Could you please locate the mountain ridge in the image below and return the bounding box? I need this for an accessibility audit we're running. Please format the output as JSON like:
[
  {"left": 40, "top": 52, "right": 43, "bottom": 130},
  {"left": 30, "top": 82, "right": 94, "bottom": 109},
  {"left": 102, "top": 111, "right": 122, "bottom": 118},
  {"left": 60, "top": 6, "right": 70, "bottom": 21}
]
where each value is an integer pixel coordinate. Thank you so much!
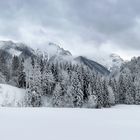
[
  {"left": 0, "top": 40, "right": 120, "bottom": 75},
  {"left": 75, "top": 56, "right": 110, "bottom": 75}
]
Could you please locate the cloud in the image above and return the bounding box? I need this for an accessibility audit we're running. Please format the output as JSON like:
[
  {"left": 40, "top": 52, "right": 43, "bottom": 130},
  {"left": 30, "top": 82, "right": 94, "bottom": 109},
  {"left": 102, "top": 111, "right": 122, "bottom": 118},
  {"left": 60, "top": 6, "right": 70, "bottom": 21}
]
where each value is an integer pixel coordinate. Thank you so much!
[{"left": 0, "top": 0, "right": 140, "bottom": 59}]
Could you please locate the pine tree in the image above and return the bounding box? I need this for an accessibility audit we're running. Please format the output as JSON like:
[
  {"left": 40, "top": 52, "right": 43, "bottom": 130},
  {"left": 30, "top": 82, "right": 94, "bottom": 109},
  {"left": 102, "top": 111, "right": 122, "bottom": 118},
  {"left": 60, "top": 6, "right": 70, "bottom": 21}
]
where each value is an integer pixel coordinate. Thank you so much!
[
  {"left": 25, "top": 88, "right": 41, "bottom": 107},
  {"left": 28, "top": 60, "right": 43, "bottom": 107},
  {"left": 135, "top": 86, "right": 140, "bottom": 104},
  {"left": 102, "top": 80, "right": 110, "bottom": 107},
  {"left": 52, "top": 83, "right": 63, "bottom": 107},
  {"left": 0, "top": 71, "right": 6, "bottom": 83},
  {"left": 58, "top": 70, "right": 72, "bottom": 107},
  {"left": 124, "top": 75, "right": 135, "bottom": 104},
  {"left": 118, "top": 74, "right": 126, "bottom": 104},
  {"left": 0, "top": 50, "right": 10, "bottom": 81},
  {"left": 69, "top": 72, "right": 84, "bottom": 107},
  {"left": 42, "top": 65, "right": 55, "bottom": 96},
  {"left": 12, "top": 56, "right": 20, "bottom": 77},
  {"left": 95, "top": 76, "right": 104, "bottom": 108},
  {"left": 64, "top": 85, "right": 74, "bottom": 107},
  {"left": 109, "top": 78, "right": 118, "bottom": 104},
  {"left": 86, "top": 84, "right": 97, "bottom": 108},
  {"left": 17, "top": 60, "right": 26, "bottom": 88}
]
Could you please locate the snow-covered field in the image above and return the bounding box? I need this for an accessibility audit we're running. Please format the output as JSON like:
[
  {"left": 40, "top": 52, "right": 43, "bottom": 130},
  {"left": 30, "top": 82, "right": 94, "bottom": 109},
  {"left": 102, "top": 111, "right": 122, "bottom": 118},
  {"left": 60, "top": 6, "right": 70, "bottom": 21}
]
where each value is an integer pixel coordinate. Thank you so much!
[
  {"left": 0, "top": 105, "right": 140, "bottom": 140},
  {"left": 0, "top": 84, "right": 140, "bottom": 140}
]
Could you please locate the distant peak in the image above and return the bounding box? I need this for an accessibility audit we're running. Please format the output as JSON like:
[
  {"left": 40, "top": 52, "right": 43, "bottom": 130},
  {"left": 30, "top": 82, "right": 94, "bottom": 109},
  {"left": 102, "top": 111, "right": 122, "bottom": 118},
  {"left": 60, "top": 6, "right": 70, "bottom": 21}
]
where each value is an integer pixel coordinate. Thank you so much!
[
  {"left": 45, "top": 42, "right": 72, "bottom": 56},
  {"left": 48, "top": 42, "right": 60, "bottom": 48},
  {"left": 110, "top": 53, "right": 124, "bottom": 62}
]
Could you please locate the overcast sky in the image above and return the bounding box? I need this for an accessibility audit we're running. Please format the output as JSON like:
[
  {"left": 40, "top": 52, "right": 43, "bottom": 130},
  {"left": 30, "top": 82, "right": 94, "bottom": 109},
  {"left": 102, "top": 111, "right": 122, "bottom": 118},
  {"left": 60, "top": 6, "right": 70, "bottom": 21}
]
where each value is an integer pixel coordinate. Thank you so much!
[{"left": 1, "top": 0, "right": 140, "bottom": 60}]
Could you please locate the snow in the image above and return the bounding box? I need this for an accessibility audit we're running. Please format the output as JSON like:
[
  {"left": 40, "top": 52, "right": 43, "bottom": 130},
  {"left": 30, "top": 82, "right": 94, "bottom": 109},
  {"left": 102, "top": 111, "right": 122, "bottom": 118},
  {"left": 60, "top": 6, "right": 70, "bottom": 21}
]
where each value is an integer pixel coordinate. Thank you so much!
[
  {"left": 9, "top": 48, "right": 22, "bottom": 56},
  {"left": 0, "top": 84, "right": 139, "bottom": 140},
  {"left": 0, "top": 84, "right": 25, "bottom": 107},
  {"left": 0, "top": 105, "right": 140, "bottom": 140},
  {"left": 91, "top": 53, "right": 124, "bottom": 71},
  {"left": 0, "top": 41, "right": 22, "bottom": 56}
]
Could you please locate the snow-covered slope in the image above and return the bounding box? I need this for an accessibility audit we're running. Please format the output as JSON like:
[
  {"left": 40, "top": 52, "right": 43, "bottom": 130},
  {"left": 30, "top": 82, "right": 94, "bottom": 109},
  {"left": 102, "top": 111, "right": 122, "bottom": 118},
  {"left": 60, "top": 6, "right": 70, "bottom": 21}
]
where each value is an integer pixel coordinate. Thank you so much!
[
  {"left": 36, "top": 42, "right": 73, "bottom": 62},
  {"left": 0, "top": 40, "right": 73, "bottom": 62},
  {"left": 0, "top": 105, "right": 139, "bottom": 140},
  {"left": 108, "top": 53, "right": 124, "bottom": 71},
  {"left": 46, "top": 42, "right": 72, "bottom": 57},
  {"left": 0, "top": 41, "right": 35, "bottom": 58},
  {"left": 91, "top": 53, "right": 124, "bottom": 71},
  {"left": 75, "top": 56, "right": 110, "bottom": 75},
  {"left": 0, "top": 84, "right": 25, "bottom": 107}
]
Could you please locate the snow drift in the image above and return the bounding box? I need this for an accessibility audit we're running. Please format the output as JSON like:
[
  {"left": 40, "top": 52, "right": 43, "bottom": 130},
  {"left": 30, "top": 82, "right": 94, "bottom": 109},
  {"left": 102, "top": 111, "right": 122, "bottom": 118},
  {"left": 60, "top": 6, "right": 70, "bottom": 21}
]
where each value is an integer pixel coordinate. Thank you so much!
[{"left": 0, "top": 84, "right": 25, "bottom": 107}]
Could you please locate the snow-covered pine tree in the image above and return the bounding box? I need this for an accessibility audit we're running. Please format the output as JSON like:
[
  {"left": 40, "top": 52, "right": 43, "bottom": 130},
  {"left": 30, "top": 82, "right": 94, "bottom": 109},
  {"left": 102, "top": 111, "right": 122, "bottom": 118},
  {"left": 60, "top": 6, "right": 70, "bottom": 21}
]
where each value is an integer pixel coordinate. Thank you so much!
[
  {"left": 50, "top": 63, "right": 59, "bottom": 82},
  {"left": 135, "top": 86, "right": 140, "bottom": 104},
  {"left": 123, "top": 73, "right": 135, "bottom": 104},
  {"left": 58, "top": 70, "right": 72, "bottom": 107},
  {"left": 107, "top": 85, "right": 115, "bottom": 105},
  {"left": 24, "top": 58, "right": 33, "bottom": 89},
  {"left": 95, "top": 76, "right": 104, "bottom": 108},
  {"left": 118, "top": 74, "right": 126, "bottom": 104},
  {"left": 52, "top": 83, "right": 63, "bottom": 107},
  {"left": 69, "top": 72, "right": 84, "bottom": 107},
  {"left": 42, "top": 65, "right": 55, "bottom": 96},
  {"left": 27, "top": 60, "right": 43, "bottom": 107},
  {"left": 0, "top": 71, "right": 6, "bottom": 83},
  {"left": 64, "top": 85, "right": 74, "bottom": 107},
  {"left": 12, "top": 56, "right": 20, "bottom": 77},
  {"left": 108, "top": 78, "right": 118, "bottom": 104},
  {"left": 17, "top": 59, "right": 26, "bottom": 88},
  {"left": 0, "top": 50, "right": 10, "bottom": 81},
  {"left": 86, "top": 84, "right": 97, "bottom": 108},
  {"left": 102, "top": 79, "right": 110, "bottom": 107},
  {"left": 82, "top": 67, "right": 94, "bottom": 100},
  {"left": 125, "top": 83, "right": 135, "bottom": 104}
]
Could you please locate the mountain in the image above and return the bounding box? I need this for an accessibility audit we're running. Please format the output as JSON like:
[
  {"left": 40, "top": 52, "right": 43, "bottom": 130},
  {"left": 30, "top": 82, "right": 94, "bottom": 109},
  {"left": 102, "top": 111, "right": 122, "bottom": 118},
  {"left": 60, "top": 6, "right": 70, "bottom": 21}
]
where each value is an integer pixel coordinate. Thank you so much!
[
  {"left": 44, "top": 42, "right": 73, "bottom": 62},
  {"left": 0, "top": 41, "right": 35, "bottom": 59},
  {"left": 0, "top": 40, "right": 110, "bottom": 75},
  {"left": 0, "top": 41, "right": 72, "bottom": 62},
  {"left": 109, "top": 54, "right": 124, "bottom": 71},
  {"left": 91, "top": 53, "right": 124, "bottom": 71},
  {"left": 75, "top": 56, "right": 110, "bottom": 75},
  {"left": 119, "top": 56, "right": 140, "bottom": 76},
  {"left": 47, "top": 42, "right": 72, "bottom": 57}
]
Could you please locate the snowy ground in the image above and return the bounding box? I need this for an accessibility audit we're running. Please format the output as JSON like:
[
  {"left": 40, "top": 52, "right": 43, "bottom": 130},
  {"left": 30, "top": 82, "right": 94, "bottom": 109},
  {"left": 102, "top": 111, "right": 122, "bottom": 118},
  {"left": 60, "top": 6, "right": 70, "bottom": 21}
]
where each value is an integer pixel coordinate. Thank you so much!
[
  {"left": 0, "top": 105, "right": 140, "bottom": 140},
  {"left": 0, "top": 84, "right": 25, "bottom": 107},
  {"left": 0, "top": 84, "right": 140, "bottom": 140}
]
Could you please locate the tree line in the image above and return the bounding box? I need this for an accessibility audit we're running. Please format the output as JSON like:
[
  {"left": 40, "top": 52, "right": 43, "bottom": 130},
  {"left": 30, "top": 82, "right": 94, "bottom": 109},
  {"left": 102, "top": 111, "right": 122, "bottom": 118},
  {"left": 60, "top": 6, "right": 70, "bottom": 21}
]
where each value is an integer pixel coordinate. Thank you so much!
[{"left": 0, "top": 52, "right": 140, "bottom": 108}]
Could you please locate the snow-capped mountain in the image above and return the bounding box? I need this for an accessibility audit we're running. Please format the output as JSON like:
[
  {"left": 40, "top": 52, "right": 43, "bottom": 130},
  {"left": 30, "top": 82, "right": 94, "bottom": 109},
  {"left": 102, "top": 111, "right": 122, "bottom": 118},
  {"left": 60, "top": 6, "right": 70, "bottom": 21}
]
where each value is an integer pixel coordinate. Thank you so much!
[
  {"left": 0, "top": 40, "right": 110, "bottom": 75},
  {"left": 109, "top": 54, "right": 124, "bottom": 71},
  {"left": 0, "top": 41, "right": 35, "bottom": 59},
  {"left": 75, "top": 56, "right": 110, "bottom": 75},
  {"left": 0, "top": 41, "right": 72, "bottom": 61},
  {"left": 44, "top": 42, "right": 73, "bottom": 62},
  {"left": 0, "top": 40, "right": 124, "bottom": 75},
  {"left": 47, "top": 42, "right": 72, "bottom": 57},
  {"left": 91, "top": 53, "right": 124, "bottom": 71}
]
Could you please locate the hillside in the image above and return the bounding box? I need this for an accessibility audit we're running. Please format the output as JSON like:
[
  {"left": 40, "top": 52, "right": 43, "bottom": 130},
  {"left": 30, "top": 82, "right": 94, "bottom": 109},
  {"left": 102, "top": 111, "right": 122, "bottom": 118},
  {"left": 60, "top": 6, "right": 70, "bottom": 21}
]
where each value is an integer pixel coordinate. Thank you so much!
[
  {"left": 75, "top": 56, "right": 110, "bottom": 75},
  {"left": 0, "top": 84, "right": 25, "bottom": 107}
]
